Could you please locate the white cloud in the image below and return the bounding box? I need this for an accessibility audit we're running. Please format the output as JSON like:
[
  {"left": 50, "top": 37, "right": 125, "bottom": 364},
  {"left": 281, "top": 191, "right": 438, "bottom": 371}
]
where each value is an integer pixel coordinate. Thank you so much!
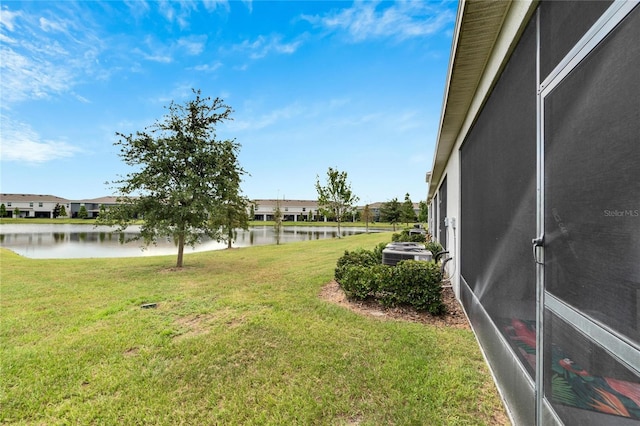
[
  {"left": 39, "top": 16, "right": 68, "bottom": 33},
  {"left": 202, "top": 0, "right": 230, "bottom": 13},
  {"left": 0, "top": 4, "right": 106, "bottom": 105},
  {"left": 72, "top": 92, "right": 90, "bottom": 104},
  {"left": 231, "top": 103, "right": 305, "bottom": 131},
  {"left": 177, "top": 35, "right": 207, "bottom": 55},
  {"left": 152, "top": 84, "right": 197, "bottom": 105},
  {"left": 158, "top": 1, "right": 197, "bottom": 30},
  {"left": 0, "top": 8, "right": 21, "bottom": 31},
  {"left": 135, "top": 34, "right": 207, "bottom": 64},
  {"left": 124, "top": 0, "right": 150, "bottom": 18},
  {"left": 301, "top": 1, "right": 455, "bottom": 42},
  {"left": 0, "top": 115, "right": 81, "bottom": 163},
  {"left": 0, "top": 45, "right": 75, "bottom": 104},
  {"left": 192, "top": 62, "right": 223, "bottom": 72},
  {"left": 233, "top": 34, "right": 303, "bottom": 60},
  {"left": 140, "top": 52, "right": 173, "bottom": 63}
]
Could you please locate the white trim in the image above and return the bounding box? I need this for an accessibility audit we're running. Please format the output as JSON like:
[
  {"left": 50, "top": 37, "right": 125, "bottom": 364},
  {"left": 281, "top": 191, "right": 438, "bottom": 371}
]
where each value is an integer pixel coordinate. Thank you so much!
[{"left": 534, "top": 9, "right": 546, "bottom": 424}]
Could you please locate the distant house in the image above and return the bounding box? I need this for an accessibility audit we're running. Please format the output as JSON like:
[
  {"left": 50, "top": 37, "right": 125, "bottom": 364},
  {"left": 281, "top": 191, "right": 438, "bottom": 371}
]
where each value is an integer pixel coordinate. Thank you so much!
[
  {"left": 0, "top": 194, "right": 122, "bottom": 219},
  {"left": 427, "top": 1, "right": 639, "bottom": 425},
  {"left": 69, "top": 196, "right": 120, "bottom": 219},
  {"left": 0, "top": 194, "right": 70, "bottom": 218},
  {"left": 252, "top": 199, "right": 323, "bottom": 222}
]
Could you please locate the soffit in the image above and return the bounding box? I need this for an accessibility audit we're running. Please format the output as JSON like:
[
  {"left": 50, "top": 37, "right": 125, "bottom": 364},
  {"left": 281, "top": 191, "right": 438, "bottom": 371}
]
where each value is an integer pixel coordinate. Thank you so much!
[{"left": 428, "top": 0, "right": 512, "bottom": 198}]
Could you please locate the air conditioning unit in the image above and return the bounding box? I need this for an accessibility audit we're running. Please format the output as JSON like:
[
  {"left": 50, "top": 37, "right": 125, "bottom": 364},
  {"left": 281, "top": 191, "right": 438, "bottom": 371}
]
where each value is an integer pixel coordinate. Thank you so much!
[
  {"left": 385, "top": 242, "right": 425, "bottom": 250},
  {"left": 382, "top": 246, "right": 432, "bottom": 266}
]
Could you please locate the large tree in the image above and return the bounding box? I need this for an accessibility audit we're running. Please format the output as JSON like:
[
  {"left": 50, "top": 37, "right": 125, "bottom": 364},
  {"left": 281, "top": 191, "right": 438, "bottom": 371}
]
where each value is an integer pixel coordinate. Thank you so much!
[
  {"left": 315, "top": 167, "right": 359, "bottom": 238},
  {"left": 380, "top": 198, "right": 401, "bottom": 231},
  {"left": 99, "top": 89, "right": 247, "bottom": 267}
]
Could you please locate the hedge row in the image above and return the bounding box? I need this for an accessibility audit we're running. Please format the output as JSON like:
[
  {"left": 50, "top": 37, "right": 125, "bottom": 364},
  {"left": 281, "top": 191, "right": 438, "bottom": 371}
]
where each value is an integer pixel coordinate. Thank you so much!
[{"left": 335, "top": 246, "right": 445, "bottom": 315}]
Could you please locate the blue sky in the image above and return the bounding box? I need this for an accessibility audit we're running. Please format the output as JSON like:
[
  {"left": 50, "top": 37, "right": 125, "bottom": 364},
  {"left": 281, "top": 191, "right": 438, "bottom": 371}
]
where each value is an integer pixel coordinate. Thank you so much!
[{"left": 1, "top": 0, "right": 456, "bottom": 204}]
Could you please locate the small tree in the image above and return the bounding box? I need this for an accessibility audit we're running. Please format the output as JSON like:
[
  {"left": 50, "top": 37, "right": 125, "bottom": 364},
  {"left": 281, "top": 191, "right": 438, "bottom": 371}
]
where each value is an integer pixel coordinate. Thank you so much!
[
  {"left": 59, "top": 205, "right": 67, "bottom": 217},
  {"left": 380, "top": 198, "right": 401, "bottom": 231},
  {"left": 273, "top": 198, "right": 283, "bottom": 245},
  {"left": 52, "top": 203, "right": 61, "bottom": 219},
  {"left": 98, "top": 89, "right": 247, "bottom": 268},
  {"left": 401, "top": 193, "right": 416, "bottom": 226},
  {"left": 78, "top": 205, "right": 88, "bottom": 219},
  {"left": 210, "top": 186, "right": 250, "bottom": 249},
  {"left": 361, "top": 204, "right": 373, "bottom": 233},
  {"left": 418, "top": 200, "right": 428, "bottom": 223},
  {"left": 315, "top": 167, "right": 359, "bottom": 238},
  {"left": 0, "top": 204, "right": 6, "bottom": 218},
  {"left": 13, "top": 207, "right": 20, "bottom": 218}
]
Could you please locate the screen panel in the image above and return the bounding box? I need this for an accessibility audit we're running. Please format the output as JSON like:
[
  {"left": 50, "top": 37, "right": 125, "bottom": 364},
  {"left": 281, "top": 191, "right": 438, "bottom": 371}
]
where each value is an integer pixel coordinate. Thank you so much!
[
  {"left": 544, "top": 6, "right": 640, "bottom": 345},
  {"left": 459, "top": 16, "right": 537, "bottom": 369},
  {"left": 544, "top": 310, "right": 640, "bottom": 424},
  {"left": 539, "top": 0, "right": 613, "bottom": 80}
]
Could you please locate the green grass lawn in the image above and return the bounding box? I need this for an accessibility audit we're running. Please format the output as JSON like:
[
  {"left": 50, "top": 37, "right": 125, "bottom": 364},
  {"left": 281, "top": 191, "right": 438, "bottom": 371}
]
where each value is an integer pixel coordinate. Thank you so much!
[{"left": 0, "top": 233, "right": 505, "bottom": 425}]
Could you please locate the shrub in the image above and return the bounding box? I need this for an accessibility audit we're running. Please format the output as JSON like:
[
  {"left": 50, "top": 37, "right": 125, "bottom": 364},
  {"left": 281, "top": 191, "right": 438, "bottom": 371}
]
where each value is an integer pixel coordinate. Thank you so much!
[
  {"left": 335, "top": 243, "right": 446, "bottom": 315},
  {"left": 372, "top": 242, "right": 387, "bottom": 264},
  {"left": 391, "top": 229, "right": 427, "bottom": 243},
  {"left": 334, "top": 249, "right": 379, "bottom": 283},
  {"left": 340, "top": 264, "right": 390, "bottom": 300},
  {"left": 424, "top": 241, "right": 444, "bottom": 258},
  {"left": 379, "top": 260, "right": 444, "bottom": 314}
]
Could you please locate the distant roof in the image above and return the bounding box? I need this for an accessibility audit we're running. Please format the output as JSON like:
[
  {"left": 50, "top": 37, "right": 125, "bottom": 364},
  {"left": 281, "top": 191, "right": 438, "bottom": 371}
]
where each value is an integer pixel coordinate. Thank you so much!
[
  {"left": 0, "top": 194, "right": 123, "bottom": 203},
  {"left": 0, "top": 193, "right": 70, "bottom": 202},
  {"left": 253, "top": 199, "right": 319, "bottom": 208},
  {"left": 82, "top": 196, "right": 121, "bottom": 204}
]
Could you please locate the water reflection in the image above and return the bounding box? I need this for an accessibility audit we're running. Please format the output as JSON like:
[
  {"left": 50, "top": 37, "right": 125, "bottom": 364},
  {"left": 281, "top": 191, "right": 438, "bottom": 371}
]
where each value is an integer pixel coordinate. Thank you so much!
[{"left": 0, "top": 224, "right": 379, "bottom": 259}]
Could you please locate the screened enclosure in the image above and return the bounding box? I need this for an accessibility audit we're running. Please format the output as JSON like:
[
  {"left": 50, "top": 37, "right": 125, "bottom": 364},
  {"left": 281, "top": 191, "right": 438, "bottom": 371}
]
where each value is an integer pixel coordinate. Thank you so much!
[{"left": 431, "top": 1, "right": 639, "bottom": 424}]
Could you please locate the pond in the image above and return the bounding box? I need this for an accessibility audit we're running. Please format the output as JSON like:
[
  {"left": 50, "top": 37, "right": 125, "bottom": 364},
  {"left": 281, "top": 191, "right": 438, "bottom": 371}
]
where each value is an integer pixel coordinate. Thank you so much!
[{"left": 0, "top": 224, "right": 381, "bottom": 259}]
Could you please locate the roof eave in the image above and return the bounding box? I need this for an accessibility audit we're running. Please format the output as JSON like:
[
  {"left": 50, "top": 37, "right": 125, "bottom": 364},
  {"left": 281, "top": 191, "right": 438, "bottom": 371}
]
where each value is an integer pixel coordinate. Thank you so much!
[{"left": 428, "top": 0, "right": 538, "bottom": 199}]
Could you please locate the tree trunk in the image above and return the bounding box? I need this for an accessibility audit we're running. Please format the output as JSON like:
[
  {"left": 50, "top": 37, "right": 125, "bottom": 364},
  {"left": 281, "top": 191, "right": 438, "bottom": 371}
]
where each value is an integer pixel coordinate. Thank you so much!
[{"left": 176, "top": 233, "right": 185, "bottom": 268}]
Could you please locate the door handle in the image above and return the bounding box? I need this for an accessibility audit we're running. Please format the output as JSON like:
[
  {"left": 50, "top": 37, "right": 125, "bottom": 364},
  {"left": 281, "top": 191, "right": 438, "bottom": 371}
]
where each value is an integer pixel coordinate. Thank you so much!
[{"left": 532, "top": 235, "right": 544, "bottom": 265}]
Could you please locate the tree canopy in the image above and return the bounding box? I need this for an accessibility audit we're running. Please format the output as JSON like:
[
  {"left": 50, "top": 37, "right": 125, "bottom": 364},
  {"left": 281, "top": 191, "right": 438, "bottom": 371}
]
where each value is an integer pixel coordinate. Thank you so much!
[
  {"left": 98, "top": 89, "right": 247, "bottom": 267},
  {"left": 315, "top": 167, "right": 359, "bottom": 237},
  {"left": 401, "top": 193, "right": 416, "bottom": 225},
  {"left": 361, "top": 204, "right": 373, "bottom": 233},
  {"left": 380, "top": 198, "right": 401, "bottom": 230},
  {"left": 418, "top": 200, "right": 428, "bottom": 223}
]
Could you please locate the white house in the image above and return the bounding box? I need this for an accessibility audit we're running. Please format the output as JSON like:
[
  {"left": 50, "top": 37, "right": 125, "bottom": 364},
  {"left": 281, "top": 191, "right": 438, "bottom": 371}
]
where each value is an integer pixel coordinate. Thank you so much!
[
  {"left": 0, "top": 194, "right": 70, "bottom": 218},
  {"left": 428, "top": 1, "right": 639, "bottom": 424},
  {"left": 0, "top": 194, "right": 121, "bottom": 219}
]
